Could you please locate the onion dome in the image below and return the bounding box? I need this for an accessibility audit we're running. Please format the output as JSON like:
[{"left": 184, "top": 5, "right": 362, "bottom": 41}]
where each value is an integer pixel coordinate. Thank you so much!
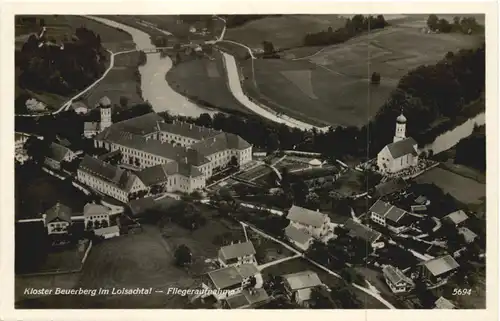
[
  {"left": 397, "top": 113, "right": 407, "bottom": 124},
  {"left": 99, "top": 96, "right": 111, "bottom": 107}
]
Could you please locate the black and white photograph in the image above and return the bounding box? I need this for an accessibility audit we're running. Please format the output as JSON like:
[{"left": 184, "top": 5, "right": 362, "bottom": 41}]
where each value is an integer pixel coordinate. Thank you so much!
[{"left": 4, "top": 0, "right": 498, "bottom": 317}]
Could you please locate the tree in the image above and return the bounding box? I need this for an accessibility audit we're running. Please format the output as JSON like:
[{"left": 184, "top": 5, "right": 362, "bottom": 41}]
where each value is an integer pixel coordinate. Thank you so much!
[
  {"left": 371, "top": 72, "right": 381, "bottom": 85},
  {"left": 119, "top": 96, "right": 129, "bottom": 108},
  {"left": 174, "top": 244, "right": 192, "bottom": 267},
  {"left": 427, "top": 14, "right": 439, "bottom": 30},
  {"left": 262, "top": 41, "right": 275, "bottom": 55},
  {"left": 229, "top": 156, "right": 239, "bottom": 168},
  {"left": 310, "top": 287, "right": 337, "bottom": 309}
]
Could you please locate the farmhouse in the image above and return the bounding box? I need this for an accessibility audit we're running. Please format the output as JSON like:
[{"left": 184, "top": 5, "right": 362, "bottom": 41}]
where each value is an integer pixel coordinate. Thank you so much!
[
  {"left": 94, "top": 225, "right": 120, "bottom": 239},
  {"left": 223, "top": 288, "right": 270, "bottom": 309},
  {"left": 77, "top": 155, "right": 146, "bottom": 203},
  {"left": 201, "top": 263, "right": 260, "bottom": 301},
  {"left": 443, "top": 210, "right": 468, "bottom": 226},
  {"left": 83, "top": 203, "right": 111, "bottom": 230},
  {"left": 83, "top": 96, "right": 113, "bottom": 138},
  {"left": 285, "top": 225, "right": 314, "bottom": 251},
  {"left": 369, "top": 200, "right": 410, "bottom": 234},
  {"left": 218, "top": 241, "right": 257, "bottom": 267},
  {"left": 42, "top": 203, "right": 72, "bottom": 235},
  {"left": 419, "top": 255, "right": 460, "bottom": 285},
  {"left": 44, "top": 142, "right": 77, "bottom": 170},
  {"left": 458, "top": 227, "right": 478, "bottom": 244},
  {"left": 282, "top": 271, "right": 324, "bottom": 306},
  {"left": 286, "top": 205, "right": 332, "bottom": 240},
  {"left": 343, "top": 218, "right": 382, "bottom": 249},
  {"left": 377, "top": 113, "right": 419, "bottom": 174},
  {"left": 382, "top": 265, "right": 415, "bottom": 293}
]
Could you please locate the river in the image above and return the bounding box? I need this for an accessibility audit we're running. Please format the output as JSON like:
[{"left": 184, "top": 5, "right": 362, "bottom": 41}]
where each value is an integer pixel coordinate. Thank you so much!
[
  {"left": 421, "top": 112, "right": 485, "bottom": 155},
  {"left": 84, "top": 16, "right": 215, "bottom": 117}
]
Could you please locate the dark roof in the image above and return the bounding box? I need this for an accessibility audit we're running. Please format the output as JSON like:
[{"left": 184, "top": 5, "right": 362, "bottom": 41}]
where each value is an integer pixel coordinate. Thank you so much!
[
  {"left": 128, "top": 196, "right": 158, "bottom": 216},
  {"left": 157, "top": 121, "right": 220, "bottom": 141},
  {"left": 45, "top": 203, "right": 72, "bottom": 223},
  {"left": 285, "top": 225, "right": 313, "bottom": 245},
  {"left": 137, "top": 162, "right": 204, "bottom": 187},
  {"left": 219, "top": 241, "right": 256, "bottom": 261},
  {"left": 422, "top": 255, "right": 460, "bottom": 276},
  {"left": 382, "top": 265, "right": 414, "bottom": 286},
  {"left": 343, "top": 218, "right": 382, "bottom": 244},
  {"left": 225, "top": 293, "right": 250, "bottom": 309},
  {"left": 47, "top": 142, "right": 71, "bottom": 162},
  {"left": 191, "top": 132, "right": 251, "bottom": 156},
  {"left": 101, "top": 112, "right": 164, "bottom": 136},
  {"left": 84, "top": 122, "right": 100, "bottom": 132},
  {"left": 385, "top": 206, "right": 407, "bottom": 223},
  {"left": 374, "top": 178, "right": 407, "bottom": 197},
  {"left": 369, "top": 200, "right": 392, "bottom": 216},
  {"left": 386, "top": 137, "right": 418, "bottom": 159},
  {"left": 286, "top": 205, "right": 326, "bottom": 228},
  {"left": 78, "top": 155, "right": 140, "bottom": 193}
]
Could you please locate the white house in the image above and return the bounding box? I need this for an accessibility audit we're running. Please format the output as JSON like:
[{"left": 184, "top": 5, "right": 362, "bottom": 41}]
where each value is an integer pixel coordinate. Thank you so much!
[
  {"left": 83, "top": 203, "right": 111, "bottom": 230},
  {"left": 377, "top": 113, "right": 419, "bottom": 174},
  {"left": 285, "top": 225, "right": 314, "bottom": 251},
  {"left": 286, "top": 205, "right": 332, "bottom": 240},
  {"left": 343, "top": 218, "right": 383, "bottom": 250},
  {"left": 218, "top": 241, "right": 257, "bottom": 267},
  {"left": 94, "top": 225, "right": 120, "bottom": 239},
  {"left": 77, "top": 155, "right": 146, "bottom": 203},
  {"left": 43, "top": 203, "right": 72, "bottom": 235},
  {"left": 382, "top": 265, "right": 415, "bottom": 293},
  {"left": 44, "top": 142, "right": 77, "bottom": 170},
  {"left": 443, "top": 210, "right": 469, "bottom": 226},
  {"left": 369, "top": 200, "right": 409, "bottom": 234},
  {"left": 201, "top": 263, "right": 260, "bottom": 301},
  {"left": 282, "top": 271, "right": 324, "bottom": 306}
]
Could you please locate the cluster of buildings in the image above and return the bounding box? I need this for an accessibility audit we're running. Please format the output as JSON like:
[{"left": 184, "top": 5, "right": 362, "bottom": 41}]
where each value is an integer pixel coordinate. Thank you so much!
[{"left": 78, "top": 98, "right": 252, "bottom": 202}]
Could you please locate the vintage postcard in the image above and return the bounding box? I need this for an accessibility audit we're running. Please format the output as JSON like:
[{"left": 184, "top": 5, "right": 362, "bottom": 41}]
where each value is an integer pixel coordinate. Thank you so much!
[{"left": 1, "top": 0, "right": 498, "bottom": 320}]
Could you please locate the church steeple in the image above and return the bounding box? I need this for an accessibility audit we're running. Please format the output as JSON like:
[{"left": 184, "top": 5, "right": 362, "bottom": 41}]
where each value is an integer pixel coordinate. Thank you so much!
[{"left": 394, "top": 107, "right": 407, "bottom": 143}]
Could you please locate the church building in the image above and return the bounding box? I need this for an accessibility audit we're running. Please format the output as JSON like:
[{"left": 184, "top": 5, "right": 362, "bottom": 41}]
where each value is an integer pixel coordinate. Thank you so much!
[
  {"left": 83, "top": 96, "right": 113, "bottom": 138},
  {"left": 377, "top": 112, "right": 419, "bottom": 174}
]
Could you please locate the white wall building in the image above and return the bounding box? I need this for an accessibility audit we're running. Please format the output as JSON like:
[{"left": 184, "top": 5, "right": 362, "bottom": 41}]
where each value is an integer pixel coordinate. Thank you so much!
[
  {"left": 84, "top": 96, "right": 113, "bottom": 138},
  {"left": 217, "top": 241, "right": 257, "bottom": 267},
  {"left": 83, "top": 203, "right": 111, "bottom": 229},
  {"left": 42, "top": 203, "right": 73, "bottom": 235},
  {"left": 286, "top": 205, "right": 332, "bottom": 240}
]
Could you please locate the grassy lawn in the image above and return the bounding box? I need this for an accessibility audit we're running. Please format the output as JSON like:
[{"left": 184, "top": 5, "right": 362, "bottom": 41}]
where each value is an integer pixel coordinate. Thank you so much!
[
  {"left": 15, "top": 273, "right": 81, "bottom": 306},
  {"left": 165, "top": 51, "right": 251, "bottom": 114},
  {"left": 247, "top": 229, "right": 294, "bottom": 264},
  {"left": 332, "top": 169, "right": 365, "bottom": 197},
  {"left": 225, "top": 15, "right": 347, "bottom": 50},
  {"left": 415, "top": 166, "right": 485, "bottom": 204}
]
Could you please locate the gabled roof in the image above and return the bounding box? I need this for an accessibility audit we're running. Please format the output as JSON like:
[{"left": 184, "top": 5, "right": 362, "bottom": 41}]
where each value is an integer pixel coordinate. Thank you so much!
[
  {"left": 369, "top": 200, "right": 392, "bottom": 216},
  {"left": 422, "top": 255, "right": 460, "bottom": 276},
  {"left": 382, "top": 265, "right": 414, "bottom": 286},
  {"left": 94, "top": 225, "right": 120, "bottom": 236},
  {"left": 157, "top": 121, "right": 220, "bottom": 141},
  {"left": 458, "top": 227, "right": 478, "bottom": 243},
  {"left": 236, "top": 263, "right": 259, "bottom": 278},
  {"left": 434, "top": 296, "right": 456, "bottom": 309},
  {"left": 45, "top": 202, "right": 72, "bottom": 223},
  {"left": 285, "top": 225, "right": 313, "bottom": 245},
  {"left": 128, "top": 196, "right": 158, "bottom": 216},
  {"left": 343, "top": 218, "right": 382, "bottom": 244},
  {"left": 385, "top": 137, "right": 418, "bottom": 159},
  {"left": 47, "top": 142, "right": 72, "bottom": 162},
  {"left": 385, "top": 206, "right": 407, "bottom": 223},
  {"left": 443, "top": 210, "right": 468, "bottom": 225},
  {"left": 84, "top": 122, "right": 100, "bottom": 132},
  {"left": 208, "top": 266, "right": 244, "bottom": 290},
  {"left": 191, "top": 132, "right": 251, "bottom": 156},
  {"left": 219, "top": 241, "right": 256, "bottom": 261},
  {"left": 286, "top": 205, "right": 327, "bottom": 228},
  {"left": 283, "top": 271, "right": 322, "bottom": 291},
  {"left": 103, "top": 112, "right": 164, "bottom": 136},
  {"left": 78, "top": 155, "right": 140, "bottom": 193},
  {"left": 369, "top": 200, "right": 406, "bottom": 223},
  {"left": 83, "top": 203, "right": 110, "bottom": 217}
]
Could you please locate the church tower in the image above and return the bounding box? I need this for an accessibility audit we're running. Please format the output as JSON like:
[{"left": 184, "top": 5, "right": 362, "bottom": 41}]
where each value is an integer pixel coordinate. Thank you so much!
[
  {"left": 393, "top": 110, "right": 407, "bottom": 143},
  {"left": 99, "top": 96, "right": 112, "bottom": 131}
]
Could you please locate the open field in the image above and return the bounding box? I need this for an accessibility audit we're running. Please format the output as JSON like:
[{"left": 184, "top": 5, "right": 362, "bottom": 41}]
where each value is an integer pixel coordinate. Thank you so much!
[
  {"left": 415, "top": 166, "right": 485, "bottom": 204},
  {"left": 225, "top": 15, "right": 347, "bottom": 50},
  {"left": 165, "top": 51, "right": 251, "bottom": 115}
]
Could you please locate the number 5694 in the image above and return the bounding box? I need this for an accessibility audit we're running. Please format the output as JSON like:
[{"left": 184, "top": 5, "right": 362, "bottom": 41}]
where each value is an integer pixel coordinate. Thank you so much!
[{"left": 452, "top": 288, "right": 472, "bottom": 295}]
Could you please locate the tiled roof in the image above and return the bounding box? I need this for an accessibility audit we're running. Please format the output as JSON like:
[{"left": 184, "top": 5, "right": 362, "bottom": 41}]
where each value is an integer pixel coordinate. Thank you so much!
[
  {"left": 369, "top": 200, "right": 392, "bottom": 216},
  {"left": 386, "top": 137, "right": 418, "bottom": 159},
  {"left": 94, "top": 225, "right": 120, "bottom": 236},
  {"left": 369, "top": 200, "right": 406, "bottom": 223},
  {"left": 47, "top": 142, "right": 71, "bottom": 162},
  {"left": 83, "top": 203, "right": 110, "bottom": 217},
  {"left": 208, "top": 266, "right": 244, "bottom": 290},
  {"left": 458, "top": 227, "right": 478, "bottom": 243},
  {"left": 285, "top": 225, "right": 313, "bottom": 245},
  {"left": 225, "top": 293, "right": 250, "bottom": 309},
  {"left": 343, "top": 218, "right": 382, "bottom": 244},
  {"left": 78, "top": 155, "right": 140, "bottom": 193},
  {"left": 385, "top": 206, "right": 407, "bottom": 223},
  {"left": 219, "top": 241, "right": 256, "bottom": 261},
  {"left": 382, "top": 265, "right": 414, "bottom": 286},
  {"left": 137, "top": 162, "right": 204, "bottom": 187},
  {"left": 422, "top": 255, "right": 460, "bottom": 277},
  {"left": 45, "top": 202, "right": 72, "bottom": 223},
  {"left": 434, "top": 296, "right": 456, "bottom": 309},
  {"left": 286, "top": 205, "right": 326, "bottom": 228},
  {"left": 283, "top": 271, "right": 322, "bottom": 291},
  {"left": 157, "top": 121, "right": 220, "bottom": 141},
  {"left": 84, "top": 121, "right": 100, "bottom": 132},
  {"left": 236, "top": 263, "right": 259, "bottom": 278},
  {"left": 191, "top": 132, "right": 251, "bottom": 156},
  {"left": 108, "top": 112, "right": 164, "bottom": 136},
  {"left": 443, "top": 210, "right": 468, "bottom": 225}
]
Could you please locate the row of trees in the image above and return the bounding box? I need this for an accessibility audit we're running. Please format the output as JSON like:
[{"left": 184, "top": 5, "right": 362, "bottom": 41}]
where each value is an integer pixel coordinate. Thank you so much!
[
  {"left": 16, "top": 26, "right": 108, "bottom": 99},
  {"left": 454, "top": 125, "right": 486, "bottom": 171},
  {"left": 427, "top": 15, "right": 483, "bottom": 34},
  {"left": 304, "top": 15, "right": 389, "bottom": 46}
]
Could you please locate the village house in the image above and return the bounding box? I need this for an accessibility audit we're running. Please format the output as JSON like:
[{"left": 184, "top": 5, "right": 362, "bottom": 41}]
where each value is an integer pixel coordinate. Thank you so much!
[
  {"left": 83, "top": 203, "right": 111, "bottom": 230},
  {"left": 137, "top": 161, "right": 205, "bottom": 194},
  {"left": 218, "top": 241, "right": 257, "bottom": 267},
  {"left": 458, "top": 227, "right": 478, "bottom": 244},
  {"left": 419, "top": 255, "right": 460, "bottom": 286},
  {"left": 83, "top": 96, "right": 113, "bottom": 138},
  {"left": 94, "top": 225, "right": 120, "bottom": 239},
  {"left": 434, "top": 296, "right": 456, "bottom": 309},
  {"left": 285, "top": 225, "right": 314, "bottom": 251},
  {"left": 201, "top": 263, "right": 260, "bottom": 301},
  {"left": 44, "top": 142, "right": 77, "bottom": 170},
  {"left": 71, "top": 101, "right": 89, "bottom": 115},
  {"left": 369, "top": 199, "right": 411, "bottom": 234},
  {"left": 343, "top": 218, "right": 383, "bottom": 250},
  {"left": 77, "top": 155, "right": 146, "bottom": 203},
  {"left": 286, "top": 205, "right": 333, "bottom": 240},
  {"left": 282, "top": 270, "right": 324, "bottom": 306},
  {"left": 382, "top": 265, "right": 415, "bottom": 293},
  {"left": 42, "top": 203, "right": 72, "bottom": 235},
  {"left": 377, "top": 113, "right": 419, "bottom": 174},
  {"left": 222, "top": 288, "right": 270, "bottom": 309},
  {"left": 443, "top": 210, "right": 469, "bottom": 227}
]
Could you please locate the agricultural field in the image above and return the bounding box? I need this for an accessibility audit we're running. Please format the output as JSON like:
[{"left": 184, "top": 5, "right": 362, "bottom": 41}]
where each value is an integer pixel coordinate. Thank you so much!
[
  {"left": 225, "top": 15, "right": 347, "bottom": 50},
  {"left": 165, "top": 51, "right": 251, "bottom": 114},
  {"left": 415, "top": 166, "right": 486, "bottom": 205}
]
